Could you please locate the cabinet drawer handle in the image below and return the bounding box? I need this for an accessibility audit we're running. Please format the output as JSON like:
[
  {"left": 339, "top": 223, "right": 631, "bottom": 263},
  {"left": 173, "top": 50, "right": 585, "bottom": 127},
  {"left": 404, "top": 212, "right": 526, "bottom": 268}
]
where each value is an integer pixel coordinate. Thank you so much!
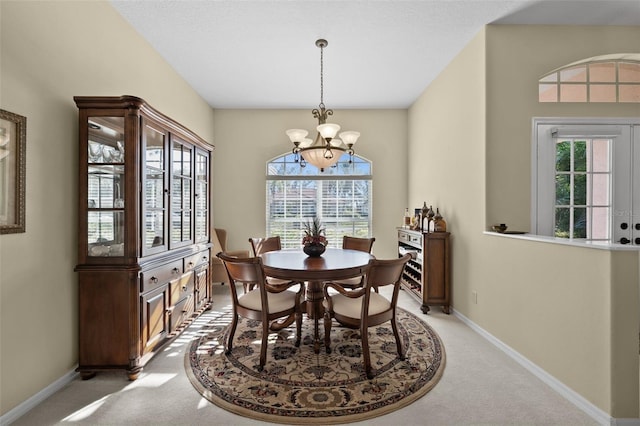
[
  {"left": 188, "top": 262, "right": 194, "bottom": 267},
  {"left": 172, "top": 267, "right": 180, "bottom": 274},
  {"left": 182, "top": 285, "right": 187, "bottom": 292},
  {"left": 202, "top": 256, "right": 208, "bottom": 261},
  {"left": 150, "top": 277, "right": 158, "bottom": 284}
]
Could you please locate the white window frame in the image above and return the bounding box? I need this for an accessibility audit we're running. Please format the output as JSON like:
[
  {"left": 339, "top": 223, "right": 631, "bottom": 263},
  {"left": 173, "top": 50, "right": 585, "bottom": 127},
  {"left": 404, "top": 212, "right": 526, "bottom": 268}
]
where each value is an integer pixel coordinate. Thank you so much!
[
  {"left": 532, "top": 117, "right": 640, "bottom": 244},
  {"left": 266, "top": 152, "right": 373, "bottom": 249},
  {"left": 538, "top": 55, "right": 640, "bottom": 103}
]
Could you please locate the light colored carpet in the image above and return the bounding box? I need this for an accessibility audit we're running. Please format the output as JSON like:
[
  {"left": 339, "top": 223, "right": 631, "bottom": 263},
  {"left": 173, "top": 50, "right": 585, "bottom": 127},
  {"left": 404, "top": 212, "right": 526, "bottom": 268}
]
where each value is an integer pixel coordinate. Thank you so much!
[{"left": 11, "top": 284, "right": 598, "bottom": 425}]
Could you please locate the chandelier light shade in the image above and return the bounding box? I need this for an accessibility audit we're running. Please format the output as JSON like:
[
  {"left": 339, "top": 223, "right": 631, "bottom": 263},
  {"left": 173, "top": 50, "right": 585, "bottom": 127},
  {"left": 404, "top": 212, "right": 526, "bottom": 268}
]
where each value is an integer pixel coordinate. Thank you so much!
[{"left": 286, "top": 39, "right": 360, "bottom": 171}]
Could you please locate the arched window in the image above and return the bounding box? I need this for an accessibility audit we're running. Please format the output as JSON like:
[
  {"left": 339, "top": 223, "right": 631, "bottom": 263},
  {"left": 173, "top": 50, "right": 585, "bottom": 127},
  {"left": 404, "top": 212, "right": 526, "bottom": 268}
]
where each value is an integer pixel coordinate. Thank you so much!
[
  {"left": 266, "top": 152, "right": 372, "bottom": 248},
  {"left": 538, "top": 54, "right": 640, "bottom": 103}
]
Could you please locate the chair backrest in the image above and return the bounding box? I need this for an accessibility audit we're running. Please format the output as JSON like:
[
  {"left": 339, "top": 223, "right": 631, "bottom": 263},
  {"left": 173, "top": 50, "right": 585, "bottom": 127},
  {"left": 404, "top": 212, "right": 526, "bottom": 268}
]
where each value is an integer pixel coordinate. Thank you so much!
[
  {"left": 214, "top": 228, "right": 228, "bottom": 252},
  {"left": 250, "top": 236, "right": 282, "bottom": 256},
  {"left": 364, "top": 253, "right": 412, "bottom": 292},
  {"left": 217, "top": 252, "right": 266, "bottom": 299},
  {"left": 342, "top": 236, "right": 375, "bottom": 253}
]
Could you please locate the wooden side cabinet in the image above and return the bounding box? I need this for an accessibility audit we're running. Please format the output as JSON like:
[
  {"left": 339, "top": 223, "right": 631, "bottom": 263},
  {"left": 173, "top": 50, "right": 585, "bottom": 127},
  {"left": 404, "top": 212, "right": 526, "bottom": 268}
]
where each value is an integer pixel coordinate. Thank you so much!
[
  {"left": 397, "top": 228, "right": 451, "bottom": 314},
  {"left": 74, "top": 96, "right": 214, "bottom": 380}
]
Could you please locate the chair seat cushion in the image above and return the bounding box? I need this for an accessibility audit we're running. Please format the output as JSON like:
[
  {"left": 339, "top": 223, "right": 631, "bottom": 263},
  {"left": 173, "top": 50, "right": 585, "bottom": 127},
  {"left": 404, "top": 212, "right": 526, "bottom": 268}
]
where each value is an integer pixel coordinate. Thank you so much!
[
  {"left": 332, "top": 276, "right": 363, "bottom": 287},
  {"left": 238, "top": 287, "right": 298, "bottom": 313},
  {"left": 330, "top": 292, "right": 390, "bottom": 318},
  {"left": 266, "top": 276, "right": 294, "bottom": 286}
]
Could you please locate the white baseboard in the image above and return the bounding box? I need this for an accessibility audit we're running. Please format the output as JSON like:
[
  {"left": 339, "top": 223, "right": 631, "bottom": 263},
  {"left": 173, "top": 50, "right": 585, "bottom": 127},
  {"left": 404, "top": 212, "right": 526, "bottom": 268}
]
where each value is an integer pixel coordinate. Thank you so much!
[
  {"left": 1, "top": 366, "right": 79, "bottom": 425},
  {"left": 452, "top": 309, "right": 623, "bottom": 426},
  {"left": 613, "top": 420, "right": 640, "bottom": 426}
]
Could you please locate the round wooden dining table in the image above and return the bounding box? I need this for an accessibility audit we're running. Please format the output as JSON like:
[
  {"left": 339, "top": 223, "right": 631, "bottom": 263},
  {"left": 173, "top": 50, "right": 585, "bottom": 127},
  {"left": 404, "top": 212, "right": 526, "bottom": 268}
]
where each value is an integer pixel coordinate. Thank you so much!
[{"left": 260, "top": 248, "right": 374, "bottom": 353}]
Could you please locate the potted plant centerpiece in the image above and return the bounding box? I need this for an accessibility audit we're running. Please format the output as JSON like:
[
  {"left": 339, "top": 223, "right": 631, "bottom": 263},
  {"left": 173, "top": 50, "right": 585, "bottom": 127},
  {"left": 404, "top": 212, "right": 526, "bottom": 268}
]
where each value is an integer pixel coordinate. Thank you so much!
[{"left": 302, "top": 217, "right": 328, "bottom": 257}]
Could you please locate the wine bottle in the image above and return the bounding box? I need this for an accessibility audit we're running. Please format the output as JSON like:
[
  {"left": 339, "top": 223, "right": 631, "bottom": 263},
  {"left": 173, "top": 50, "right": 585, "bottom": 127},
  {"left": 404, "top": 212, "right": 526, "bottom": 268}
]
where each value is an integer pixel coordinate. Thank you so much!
[{"left": 434, "top": 208, "right": 447, "bottom": 232}]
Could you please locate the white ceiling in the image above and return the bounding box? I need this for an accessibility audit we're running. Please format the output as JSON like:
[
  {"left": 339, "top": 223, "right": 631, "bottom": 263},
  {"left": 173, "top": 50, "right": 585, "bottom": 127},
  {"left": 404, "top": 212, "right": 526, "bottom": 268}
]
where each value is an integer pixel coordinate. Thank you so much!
[{"left": 110, "top": 0, "right": 640, "bottom": 109}]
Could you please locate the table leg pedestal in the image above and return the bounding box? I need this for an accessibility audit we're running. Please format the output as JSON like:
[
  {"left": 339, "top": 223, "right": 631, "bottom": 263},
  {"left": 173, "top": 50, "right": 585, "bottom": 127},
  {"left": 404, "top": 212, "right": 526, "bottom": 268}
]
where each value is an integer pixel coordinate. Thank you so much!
[{"left": 305, "top": 280, "right": 325, "bottom": 354}]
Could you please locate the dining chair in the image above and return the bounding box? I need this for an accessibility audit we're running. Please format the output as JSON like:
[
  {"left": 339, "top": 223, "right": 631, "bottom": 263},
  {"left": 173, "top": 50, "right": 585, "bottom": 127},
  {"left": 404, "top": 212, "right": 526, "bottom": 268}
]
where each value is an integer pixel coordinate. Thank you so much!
[
  {"left": 211, "top": 228, "right": 250, "bottom": 290},
  {"left": 329, "top": 236, "right": 376, "bottom": 291},
  {"left": 249, "top": 236, "right": 296, "bottom": 287},
  {"left": 249, "top": 236, "right": 282, "bottom": 255},
  {"left": 217, "top": 252, "right": 303, "bottom": 371},
  {"left": 322, "top": 253, "right": 412, "bottom": 379}
]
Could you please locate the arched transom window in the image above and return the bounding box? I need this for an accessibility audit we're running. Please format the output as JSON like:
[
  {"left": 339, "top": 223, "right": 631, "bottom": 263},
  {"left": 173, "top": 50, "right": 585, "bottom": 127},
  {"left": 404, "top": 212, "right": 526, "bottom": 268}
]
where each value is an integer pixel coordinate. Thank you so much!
[
  {"left": 266, "top": 152, "right": 372, "bottom": 248},
  {"left": 539, "top": 54, "right": 640, "bottom": 103}
]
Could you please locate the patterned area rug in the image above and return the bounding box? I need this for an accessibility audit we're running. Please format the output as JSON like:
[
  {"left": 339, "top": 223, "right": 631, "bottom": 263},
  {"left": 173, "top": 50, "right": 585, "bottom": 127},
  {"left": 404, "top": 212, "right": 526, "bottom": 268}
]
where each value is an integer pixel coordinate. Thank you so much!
[{"left": 185, "top": 307, "right": 445, "bottom": 424}]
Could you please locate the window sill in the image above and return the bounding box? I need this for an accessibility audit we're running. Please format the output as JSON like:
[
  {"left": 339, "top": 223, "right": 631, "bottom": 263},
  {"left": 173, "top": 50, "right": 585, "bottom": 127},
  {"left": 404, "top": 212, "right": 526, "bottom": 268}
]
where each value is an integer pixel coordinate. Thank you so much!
[{"left": 484, "top": 231, "right": 640, "bottom": 251}]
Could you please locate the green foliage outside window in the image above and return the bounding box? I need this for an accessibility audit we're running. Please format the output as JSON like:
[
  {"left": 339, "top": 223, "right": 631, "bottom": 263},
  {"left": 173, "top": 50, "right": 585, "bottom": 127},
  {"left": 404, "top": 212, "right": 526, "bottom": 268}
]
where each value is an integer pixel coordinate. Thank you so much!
[{"left": 555, "top": 140, "right": 587, "bottom": 238}]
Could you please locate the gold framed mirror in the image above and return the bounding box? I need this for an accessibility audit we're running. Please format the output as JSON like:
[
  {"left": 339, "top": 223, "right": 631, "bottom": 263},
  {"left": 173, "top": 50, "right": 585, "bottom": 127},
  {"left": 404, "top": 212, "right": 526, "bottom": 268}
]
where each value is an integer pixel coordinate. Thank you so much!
[{"left": 0, "top": 109, "right": 26, "bottom": 234}]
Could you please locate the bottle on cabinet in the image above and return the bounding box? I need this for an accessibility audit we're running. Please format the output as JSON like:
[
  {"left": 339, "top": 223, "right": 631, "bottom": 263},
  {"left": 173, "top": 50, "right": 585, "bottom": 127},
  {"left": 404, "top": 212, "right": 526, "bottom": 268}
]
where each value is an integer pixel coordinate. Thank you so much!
[
  {"left": 423, "top": 204, "right": 435, "bottom": 232},
  {"left": 404, "top": 208, "right": 411, "bottom": 228},
  {"left": 421, "top": 202, "right": 429, "bottom": 231},
  {"left": 434, "top": 208, "right": 447, "bottom": 232}
]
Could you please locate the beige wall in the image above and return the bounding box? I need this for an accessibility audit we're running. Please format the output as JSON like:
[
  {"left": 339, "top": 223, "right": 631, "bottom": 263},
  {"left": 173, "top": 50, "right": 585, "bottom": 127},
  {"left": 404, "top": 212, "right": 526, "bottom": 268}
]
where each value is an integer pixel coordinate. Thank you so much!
[
  {"left": 0, "top": 1, "right": 214, "bottom": 415},
  {"left": 408, "top": 25, "right": 640, "bottom": 417},
  {"left": 212, "top": 109, "right": 407, "bottom": 259},
  {"left": 408, "top": 29, "right": 487, "bottom": 315},
  {"left": 484, "top": 25, "right": 640, "bottom": 416},
  {"left": 485, "top": 25, "right": 640, "bottom": 230}
]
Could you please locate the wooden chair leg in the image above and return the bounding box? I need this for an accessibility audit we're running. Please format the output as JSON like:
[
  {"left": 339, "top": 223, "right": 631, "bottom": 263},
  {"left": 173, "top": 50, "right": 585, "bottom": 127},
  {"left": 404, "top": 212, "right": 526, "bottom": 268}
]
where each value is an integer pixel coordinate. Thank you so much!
[
  {"left": 361, "top": 325, "right": 373, "bottom": 379},
  {"left": 259, "top": 321, "right": 269, "bottom": 371},
  {"left": 226, "top": 314, "right": 239, "bottom": 355},
  {"left": 391, "top": 316, "right": 405, "bottom": 360},
  {"left": 323, "top": 312, "right": 332, "bottom": 354}
]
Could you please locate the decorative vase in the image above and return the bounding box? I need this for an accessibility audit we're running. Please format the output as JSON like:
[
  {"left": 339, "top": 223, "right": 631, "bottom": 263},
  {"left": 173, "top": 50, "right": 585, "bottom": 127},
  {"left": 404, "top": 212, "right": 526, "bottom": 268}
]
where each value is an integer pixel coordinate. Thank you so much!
[{"left": 303, "top": 243, "right": 326, "bottom": 257}]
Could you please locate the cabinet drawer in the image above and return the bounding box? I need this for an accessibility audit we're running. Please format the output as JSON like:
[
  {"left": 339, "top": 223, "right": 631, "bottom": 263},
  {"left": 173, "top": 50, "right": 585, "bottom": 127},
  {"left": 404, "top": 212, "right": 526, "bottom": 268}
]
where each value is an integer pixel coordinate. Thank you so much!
[
  {"left": 398, "top": 230, "right": 422, "bottom": 249},
  {"left": 398, "top": 230, "right": 410, "bottom": 242},
  {"left": 184, "top": 250, "right": 210, "bottom": 272},
  {"left": 169, "top": 273, "right": 194, "bottom": 306},
  {"left": 141, "top": 260, "right": 183, "bottom": 293},
  {"left": 170, "top": 295, "right": 195, "bottom": 332}
]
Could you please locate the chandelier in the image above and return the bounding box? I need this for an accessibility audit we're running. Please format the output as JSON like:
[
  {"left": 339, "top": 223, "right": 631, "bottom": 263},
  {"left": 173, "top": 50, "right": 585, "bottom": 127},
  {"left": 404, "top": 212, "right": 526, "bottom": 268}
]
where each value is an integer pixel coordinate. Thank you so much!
[{"left": 286, "top": 39, "right": 360, "bottom": 172}]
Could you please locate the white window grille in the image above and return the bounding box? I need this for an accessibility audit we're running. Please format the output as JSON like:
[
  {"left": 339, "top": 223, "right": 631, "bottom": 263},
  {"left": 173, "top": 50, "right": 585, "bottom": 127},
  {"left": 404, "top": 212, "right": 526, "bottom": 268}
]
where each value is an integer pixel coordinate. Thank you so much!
[{"left": 266, "top": 152, "right": 372, "bottom": 248}]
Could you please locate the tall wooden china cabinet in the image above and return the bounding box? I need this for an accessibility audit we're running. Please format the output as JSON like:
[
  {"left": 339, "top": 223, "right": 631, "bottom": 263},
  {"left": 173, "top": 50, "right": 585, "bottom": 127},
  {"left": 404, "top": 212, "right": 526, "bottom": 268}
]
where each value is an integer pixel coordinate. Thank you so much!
[{"left": 74, "top": 96, "right": 213, "bottom": 380}]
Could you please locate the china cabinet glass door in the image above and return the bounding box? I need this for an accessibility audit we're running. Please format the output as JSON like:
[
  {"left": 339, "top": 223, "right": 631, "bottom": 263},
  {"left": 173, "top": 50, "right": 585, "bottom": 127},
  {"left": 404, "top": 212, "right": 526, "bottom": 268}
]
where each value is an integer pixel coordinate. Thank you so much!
[
  {"left": 87, "top": 117, "right": 125, "bottom": 257},
  {"left": 170, "top": 139, "right": 193, "bottom": 247},
  {"left": 194, "top": 148, "right": 209, "bottom": 243},
  {"left": 142, "top": 121, "right": 168, "bottom": 255}
]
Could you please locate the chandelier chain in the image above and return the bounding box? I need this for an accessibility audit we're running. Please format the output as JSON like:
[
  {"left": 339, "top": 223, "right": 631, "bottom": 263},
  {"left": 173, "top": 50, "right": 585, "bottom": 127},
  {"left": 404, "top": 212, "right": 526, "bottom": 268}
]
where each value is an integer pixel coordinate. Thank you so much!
[{"left": 319, "top": 42, "right": 324, "bottom": 108}]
